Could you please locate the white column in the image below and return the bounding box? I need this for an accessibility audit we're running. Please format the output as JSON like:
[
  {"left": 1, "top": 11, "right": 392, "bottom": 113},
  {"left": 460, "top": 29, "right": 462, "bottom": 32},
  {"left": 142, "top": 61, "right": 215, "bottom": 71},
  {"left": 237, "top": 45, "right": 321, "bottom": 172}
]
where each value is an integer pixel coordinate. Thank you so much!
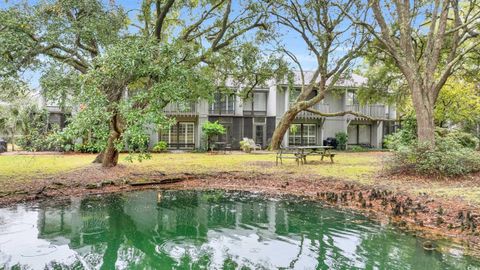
[
  {"left": 197, "top": 100, "right": 209, "bottom": 149},
  {"left": 371, "top": 121, "right": 384, "bottom": 148}
]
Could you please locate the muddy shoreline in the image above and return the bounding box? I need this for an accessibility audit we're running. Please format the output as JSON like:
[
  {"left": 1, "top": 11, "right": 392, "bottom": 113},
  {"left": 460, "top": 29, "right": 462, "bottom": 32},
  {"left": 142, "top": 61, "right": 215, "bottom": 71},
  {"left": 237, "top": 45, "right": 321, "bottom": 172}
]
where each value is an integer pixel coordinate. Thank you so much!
[{"left": 1, "top": 169, "right": 480, "bottom": 257}]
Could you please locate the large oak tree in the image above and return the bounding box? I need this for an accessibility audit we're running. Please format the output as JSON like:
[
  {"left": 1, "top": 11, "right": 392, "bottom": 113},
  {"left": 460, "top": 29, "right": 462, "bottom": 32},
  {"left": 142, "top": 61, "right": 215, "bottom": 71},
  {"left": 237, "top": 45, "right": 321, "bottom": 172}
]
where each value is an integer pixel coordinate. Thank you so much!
[
  {"left": 348, "top": 0, "right": 480, "bottom": 145},
  {"left": 1, "top": 0, "right": 281, "bottom": 167}
]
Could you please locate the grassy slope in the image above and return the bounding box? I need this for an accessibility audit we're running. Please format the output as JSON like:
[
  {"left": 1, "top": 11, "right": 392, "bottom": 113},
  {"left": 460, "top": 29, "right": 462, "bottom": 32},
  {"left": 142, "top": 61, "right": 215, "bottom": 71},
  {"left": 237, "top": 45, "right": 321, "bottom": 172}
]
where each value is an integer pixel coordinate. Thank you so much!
[
  {"left": 0, "top": 154, "right": 94, "bottom": 181},
  {"left": 1, "top": 152, "right": 478, "bottom": 203}
]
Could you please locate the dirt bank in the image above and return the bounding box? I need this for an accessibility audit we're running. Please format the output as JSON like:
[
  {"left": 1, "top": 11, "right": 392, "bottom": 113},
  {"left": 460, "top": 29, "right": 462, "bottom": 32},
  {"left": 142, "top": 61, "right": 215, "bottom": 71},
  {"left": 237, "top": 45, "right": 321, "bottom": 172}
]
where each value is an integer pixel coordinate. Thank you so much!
[{"left": 1, "top": 165, "right": 480, "bottom": 256}]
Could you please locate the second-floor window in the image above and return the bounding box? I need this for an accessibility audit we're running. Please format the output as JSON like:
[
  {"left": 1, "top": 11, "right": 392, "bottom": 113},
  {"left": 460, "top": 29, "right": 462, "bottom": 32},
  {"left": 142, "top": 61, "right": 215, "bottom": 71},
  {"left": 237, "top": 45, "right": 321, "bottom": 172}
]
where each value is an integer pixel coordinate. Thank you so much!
[
  {"left": 210, "top": 93, "right": 235, "bottom": 115},
  {"left": 346, "top": 90, "right": 358, "bottom": 106},
  {"left": 243, "top": 91, "right": 268, "bottom": 114}
]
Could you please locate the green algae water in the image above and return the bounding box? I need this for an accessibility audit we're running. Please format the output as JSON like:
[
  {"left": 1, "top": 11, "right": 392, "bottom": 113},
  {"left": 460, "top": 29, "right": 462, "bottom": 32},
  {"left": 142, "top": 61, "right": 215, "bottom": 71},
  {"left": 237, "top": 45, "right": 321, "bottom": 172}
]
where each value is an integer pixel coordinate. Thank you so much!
[{"left": 0, "top": 190, "right": 479, "bottom": 270}]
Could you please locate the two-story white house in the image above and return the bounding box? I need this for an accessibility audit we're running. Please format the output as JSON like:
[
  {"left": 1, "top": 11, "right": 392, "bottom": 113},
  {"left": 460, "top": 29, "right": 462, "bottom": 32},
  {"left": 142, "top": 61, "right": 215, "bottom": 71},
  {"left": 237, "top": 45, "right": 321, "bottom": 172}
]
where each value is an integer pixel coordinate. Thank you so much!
[{"left": 148, "top": 72, "right": 397, "bottom": 150}]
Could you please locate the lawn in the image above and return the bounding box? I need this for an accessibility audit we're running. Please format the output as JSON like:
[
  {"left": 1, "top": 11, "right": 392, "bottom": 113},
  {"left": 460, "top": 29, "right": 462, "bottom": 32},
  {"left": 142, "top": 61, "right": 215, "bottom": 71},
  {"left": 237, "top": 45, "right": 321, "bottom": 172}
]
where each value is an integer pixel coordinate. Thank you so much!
[
  {"left": 1, "top": 151, "right": 479, "bottom": 204},
  {"left": 0, "top": 151, "right": 383, "bottom": 182},
  {"left": 0, "top": 154, "right": 94, "bottom": 181},
  {"left": 134, "top": 152, "right": 383, "bottom": 183}
]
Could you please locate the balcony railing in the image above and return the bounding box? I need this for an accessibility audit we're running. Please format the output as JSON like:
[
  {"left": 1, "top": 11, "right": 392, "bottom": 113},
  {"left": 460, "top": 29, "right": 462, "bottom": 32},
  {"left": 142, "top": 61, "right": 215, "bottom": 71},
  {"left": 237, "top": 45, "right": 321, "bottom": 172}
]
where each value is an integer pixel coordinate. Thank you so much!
[
  {"left": 294, "top": 103, "right": 330, "bottom": 119},
  {"left": 163, "top": 102, "right": 197, "bottom": 115},
  {"left": 345, "top": 104, "right": 387, "bottom": 119},
  {"left": 243, "top": 109, "right": 267, "bottom": 116},
  {"left": 208, "top": 108, "right": 235, "bottom": 115}
]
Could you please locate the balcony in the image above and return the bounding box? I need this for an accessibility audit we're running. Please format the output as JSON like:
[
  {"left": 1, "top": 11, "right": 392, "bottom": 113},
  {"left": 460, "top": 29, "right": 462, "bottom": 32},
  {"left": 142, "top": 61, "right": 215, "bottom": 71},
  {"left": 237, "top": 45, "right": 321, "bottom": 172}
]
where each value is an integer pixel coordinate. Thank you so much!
[
  {"left": 163, "top": 102, "right": 197, "bottom": 116},
  {"left": 345, "top": 104, "right": 387, "bottom": 119},
  {"left": 295, "top": 103, "right": 330, "bottom": 119},
  {"left": 243, "top": 91, "right": 268, "bottom": 116},
  {"left": 243, "top": 109, "right": 267, "bottom": 116},
  {"left": 208, "top": 108, "right": 235, "bottom": 115}
]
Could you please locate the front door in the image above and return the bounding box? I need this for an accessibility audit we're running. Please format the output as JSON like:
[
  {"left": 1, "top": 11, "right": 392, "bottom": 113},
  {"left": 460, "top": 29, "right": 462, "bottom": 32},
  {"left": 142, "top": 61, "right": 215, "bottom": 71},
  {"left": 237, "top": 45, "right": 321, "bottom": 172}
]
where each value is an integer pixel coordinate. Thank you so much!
[
  {"left": 178, "top": 122, "right": 195, "bottom": 149},
  {"left": 218, "top": 124, "right": 232, "bottom": 144},
  {"left": 254, "top": 124, "right": 265, "bottom": 148}
]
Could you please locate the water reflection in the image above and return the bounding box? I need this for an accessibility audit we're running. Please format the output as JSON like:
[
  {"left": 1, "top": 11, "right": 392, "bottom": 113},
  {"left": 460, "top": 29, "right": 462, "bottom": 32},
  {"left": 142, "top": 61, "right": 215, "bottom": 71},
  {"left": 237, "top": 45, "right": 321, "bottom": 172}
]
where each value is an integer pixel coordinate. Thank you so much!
[{"left": 0, "top": 190, "right": 479, "bottom": 269}]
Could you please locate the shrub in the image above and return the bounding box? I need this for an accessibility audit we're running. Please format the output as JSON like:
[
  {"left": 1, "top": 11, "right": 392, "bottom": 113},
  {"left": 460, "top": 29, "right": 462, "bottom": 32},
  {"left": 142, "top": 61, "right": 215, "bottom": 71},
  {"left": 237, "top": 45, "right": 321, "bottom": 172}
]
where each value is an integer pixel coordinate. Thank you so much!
[
  {"left": 384, "top": 119, "right": 479, "bottom": 151},
  {"left": 335, "top": 132, "right": 348, "bottom": 150},
  {"left": 383, "top": 117, "right": 417, "bottom": 150},
  {"left": 391, "top": 137, "right": 480, "bottom": 176},
  {"left": 47, "top": 131, "right": 75, "bottom": 152},
  {"left": 349, "top": 145, "right": 369, "bottom": 152},
  {"left": 153, "top": 141, "right": 168, "bottom": 152},
  {"left": 18, "top": 125, "right": 73, "bottom": 152},
  {"left": 384, "top": 116, "right": 480, "bottom": 176},
  {"left": 383, "top": 128, "right": 416, "bottom": 150},
  {"left": 74, "top": 142, "right": 103, "bottom": 153},
  {"left": 239, "top": 138, "right": 253, "bottom": 153},
  {"left": 444, "top": 130, "right": 479, "bottom": 150}
]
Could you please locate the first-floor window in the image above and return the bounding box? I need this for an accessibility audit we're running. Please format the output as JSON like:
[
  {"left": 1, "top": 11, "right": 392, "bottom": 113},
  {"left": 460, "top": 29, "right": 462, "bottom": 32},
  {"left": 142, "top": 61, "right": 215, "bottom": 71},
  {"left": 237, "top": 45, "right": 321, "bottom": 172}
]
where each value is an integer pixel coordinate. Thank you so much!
[
  {"left": 303, "top": 124, "right": 316, "bottom": 145},
  {"left": 159, "top": 122, "right": 195, "bottom": 149},
  {"left": 288, "top": 123, "right": 316, "bottom": 146},
  {"left": 347, "top": 124, "right": 371, "bottom": 145},
  {"left": 358, "top": 125, "right": 371, "bottom": 145},
  {"left": 289, "top": 124, "right": 302, "bottom": 146}
]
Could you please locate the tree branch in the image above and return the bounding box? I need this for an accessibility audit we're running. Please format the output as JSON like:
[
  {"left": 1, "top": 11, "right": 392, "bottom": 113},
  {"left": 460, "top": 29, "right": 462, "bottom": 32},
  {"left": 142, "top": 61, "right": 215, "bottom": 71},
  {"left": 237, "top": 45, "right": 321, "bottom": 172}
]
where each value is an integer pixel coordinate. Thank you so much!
[
  {"left": 305, "top": 108, "right": 390, "bottom": 121},
  {"left": 155, "top": 0, "right": 176, "bottom": 41}
]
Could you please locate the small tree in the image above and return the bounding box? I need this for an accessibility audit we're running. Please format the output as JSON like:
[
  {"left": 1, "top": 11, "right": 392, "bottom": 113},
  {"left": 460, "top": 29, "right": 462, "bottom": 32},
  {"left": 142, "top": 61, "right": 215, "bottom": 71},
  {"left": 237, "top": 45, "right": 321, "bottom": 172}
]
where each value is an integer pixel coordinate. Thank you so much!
[{"left": 202, "top": 121, "right": 226, "bottom": 151}]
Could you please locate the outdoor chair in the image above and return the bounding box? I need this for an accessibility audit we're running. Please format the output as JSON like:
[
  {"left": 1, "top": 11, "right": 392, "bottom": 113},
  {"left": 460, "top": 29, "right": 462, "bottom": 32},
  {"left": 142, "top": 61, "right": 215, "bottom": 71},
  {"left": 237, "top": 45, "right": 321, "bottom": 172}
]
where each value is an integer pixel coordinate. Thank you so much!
[{"left": 243, "top": 138, "right": 262, "bottom": 152}]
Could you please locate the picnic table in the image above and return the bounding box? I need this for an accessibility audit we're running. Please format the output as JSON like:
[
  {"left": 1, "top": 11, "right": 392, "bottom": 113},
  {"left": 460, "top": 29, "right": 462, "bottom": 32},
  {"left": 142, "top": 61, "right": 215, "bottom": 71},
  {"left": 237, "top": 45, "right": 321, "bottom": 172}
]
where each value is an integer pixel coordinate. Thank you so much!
[
  {"left": 294, "top": 146, "right": 335, "bottom": 163},
  {"left": 276, "top": 145, "right": 335, "bottom": 165}
]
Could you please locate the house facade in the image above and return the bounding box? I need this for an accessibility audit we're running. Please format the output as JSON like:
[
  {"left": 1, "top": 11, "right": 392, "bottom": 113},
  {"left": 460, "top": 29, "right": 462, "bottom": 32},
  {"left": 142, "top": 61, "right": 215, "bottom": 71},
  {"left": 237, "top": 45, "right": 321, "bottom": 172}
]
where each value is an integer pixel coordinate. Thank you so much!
[{"left": 148, "top": 73, "right": 397, "bottom": 150}]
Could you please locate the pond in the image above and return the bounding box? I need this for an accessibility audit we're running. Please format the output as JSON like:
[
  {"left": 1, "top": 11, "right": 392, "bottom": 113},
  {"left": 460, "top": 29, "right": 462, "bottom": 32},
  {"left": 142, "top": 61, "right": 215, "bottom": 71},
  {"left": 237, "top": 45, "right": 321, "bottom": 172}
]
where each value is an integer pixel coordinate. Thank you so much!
[{"left": 0, "top": 190, "right": 479, "bottom": 270}]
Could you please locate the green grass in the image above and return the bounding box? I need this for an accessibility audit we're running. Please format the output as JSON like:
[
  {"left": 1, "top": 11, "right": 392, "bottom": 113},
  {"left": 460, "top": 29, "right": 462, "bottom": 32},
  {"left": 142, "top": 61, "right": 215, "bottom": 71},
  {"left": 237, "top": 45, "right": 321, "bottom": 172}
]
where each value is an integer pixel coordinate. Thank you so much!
[
  {"left": 0, "top": 152, "right": 381, "bottom": 183},
  {"left": 2, "top": 151, "right": 478, "bottom": 204},
  {"left": 133, "top": 152, "right": 381, "bottom": 183},
  {"left": 0, "top": 154, "right": 94, "bottom": 181}
]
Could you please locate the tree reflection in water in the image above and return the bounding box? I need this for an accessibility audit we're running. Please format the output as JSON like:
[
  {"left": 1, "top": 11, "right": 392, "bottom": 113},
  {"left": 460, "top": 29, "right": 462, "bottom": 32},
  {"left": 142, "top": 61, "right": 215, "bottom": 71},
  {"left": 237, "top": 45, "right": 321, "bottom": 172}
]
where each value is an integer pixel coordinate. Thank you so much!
[{"left": 0, "top": 190, "right": 479, "bottom": 269}]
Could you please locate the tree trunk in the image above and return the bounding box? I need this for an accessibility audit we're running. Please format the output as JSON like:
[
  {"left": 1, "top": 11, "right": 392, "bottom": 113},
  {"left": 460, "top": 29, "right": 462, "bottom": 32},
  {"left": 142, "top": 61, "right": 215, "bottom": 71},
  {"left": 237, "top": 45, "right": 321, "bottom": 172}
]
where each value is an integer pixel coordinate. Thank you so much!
[
  {"left": 412, "top": 86, "right": 436, "bottom": 146},
  {"left": 102, "top": 112, "right": 122, "bottom": 168},
  {"left": 270, "top": 107, "right": 302, "bottom": 150},
  {"left": 93, "top": 151, "right": 104, "bottom": 163}
]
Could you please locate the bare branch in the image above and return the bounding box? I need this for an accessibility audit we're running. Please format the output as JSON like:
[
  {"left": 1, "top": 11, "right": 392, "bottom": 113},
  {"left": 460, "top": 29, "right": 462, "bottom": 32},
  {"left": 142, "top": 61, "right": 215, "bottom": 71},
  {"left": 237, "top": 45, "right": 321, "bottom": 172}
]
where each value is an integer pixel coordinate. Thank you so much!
[{"left": 182, "top": 0, "right": 226, "bottom": 41}]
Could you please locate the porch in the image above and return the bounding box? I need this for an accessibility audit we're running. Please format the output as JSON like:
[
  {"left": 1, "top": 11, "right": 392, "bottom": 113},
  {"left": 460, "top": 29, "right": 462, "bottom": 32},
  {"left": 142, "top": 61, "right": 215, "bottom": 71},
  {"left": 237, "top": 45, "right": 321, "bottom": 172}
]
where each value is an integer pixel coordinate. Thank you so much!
[{"left": 347, "top": 120, "right": 385, "bottom": 148}]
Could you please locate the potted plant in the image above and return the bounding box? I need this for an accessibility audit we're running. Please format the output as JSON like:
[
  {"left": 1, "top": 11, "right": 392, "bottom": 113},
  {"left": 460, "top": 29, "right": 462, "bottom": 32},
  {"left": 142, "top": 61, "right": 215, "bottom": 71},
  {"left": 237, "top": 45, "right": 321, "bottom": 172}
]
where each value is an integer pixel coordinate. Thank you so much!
[{"left": 335, "top": 132, "right": 348, "bottom": 150}]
